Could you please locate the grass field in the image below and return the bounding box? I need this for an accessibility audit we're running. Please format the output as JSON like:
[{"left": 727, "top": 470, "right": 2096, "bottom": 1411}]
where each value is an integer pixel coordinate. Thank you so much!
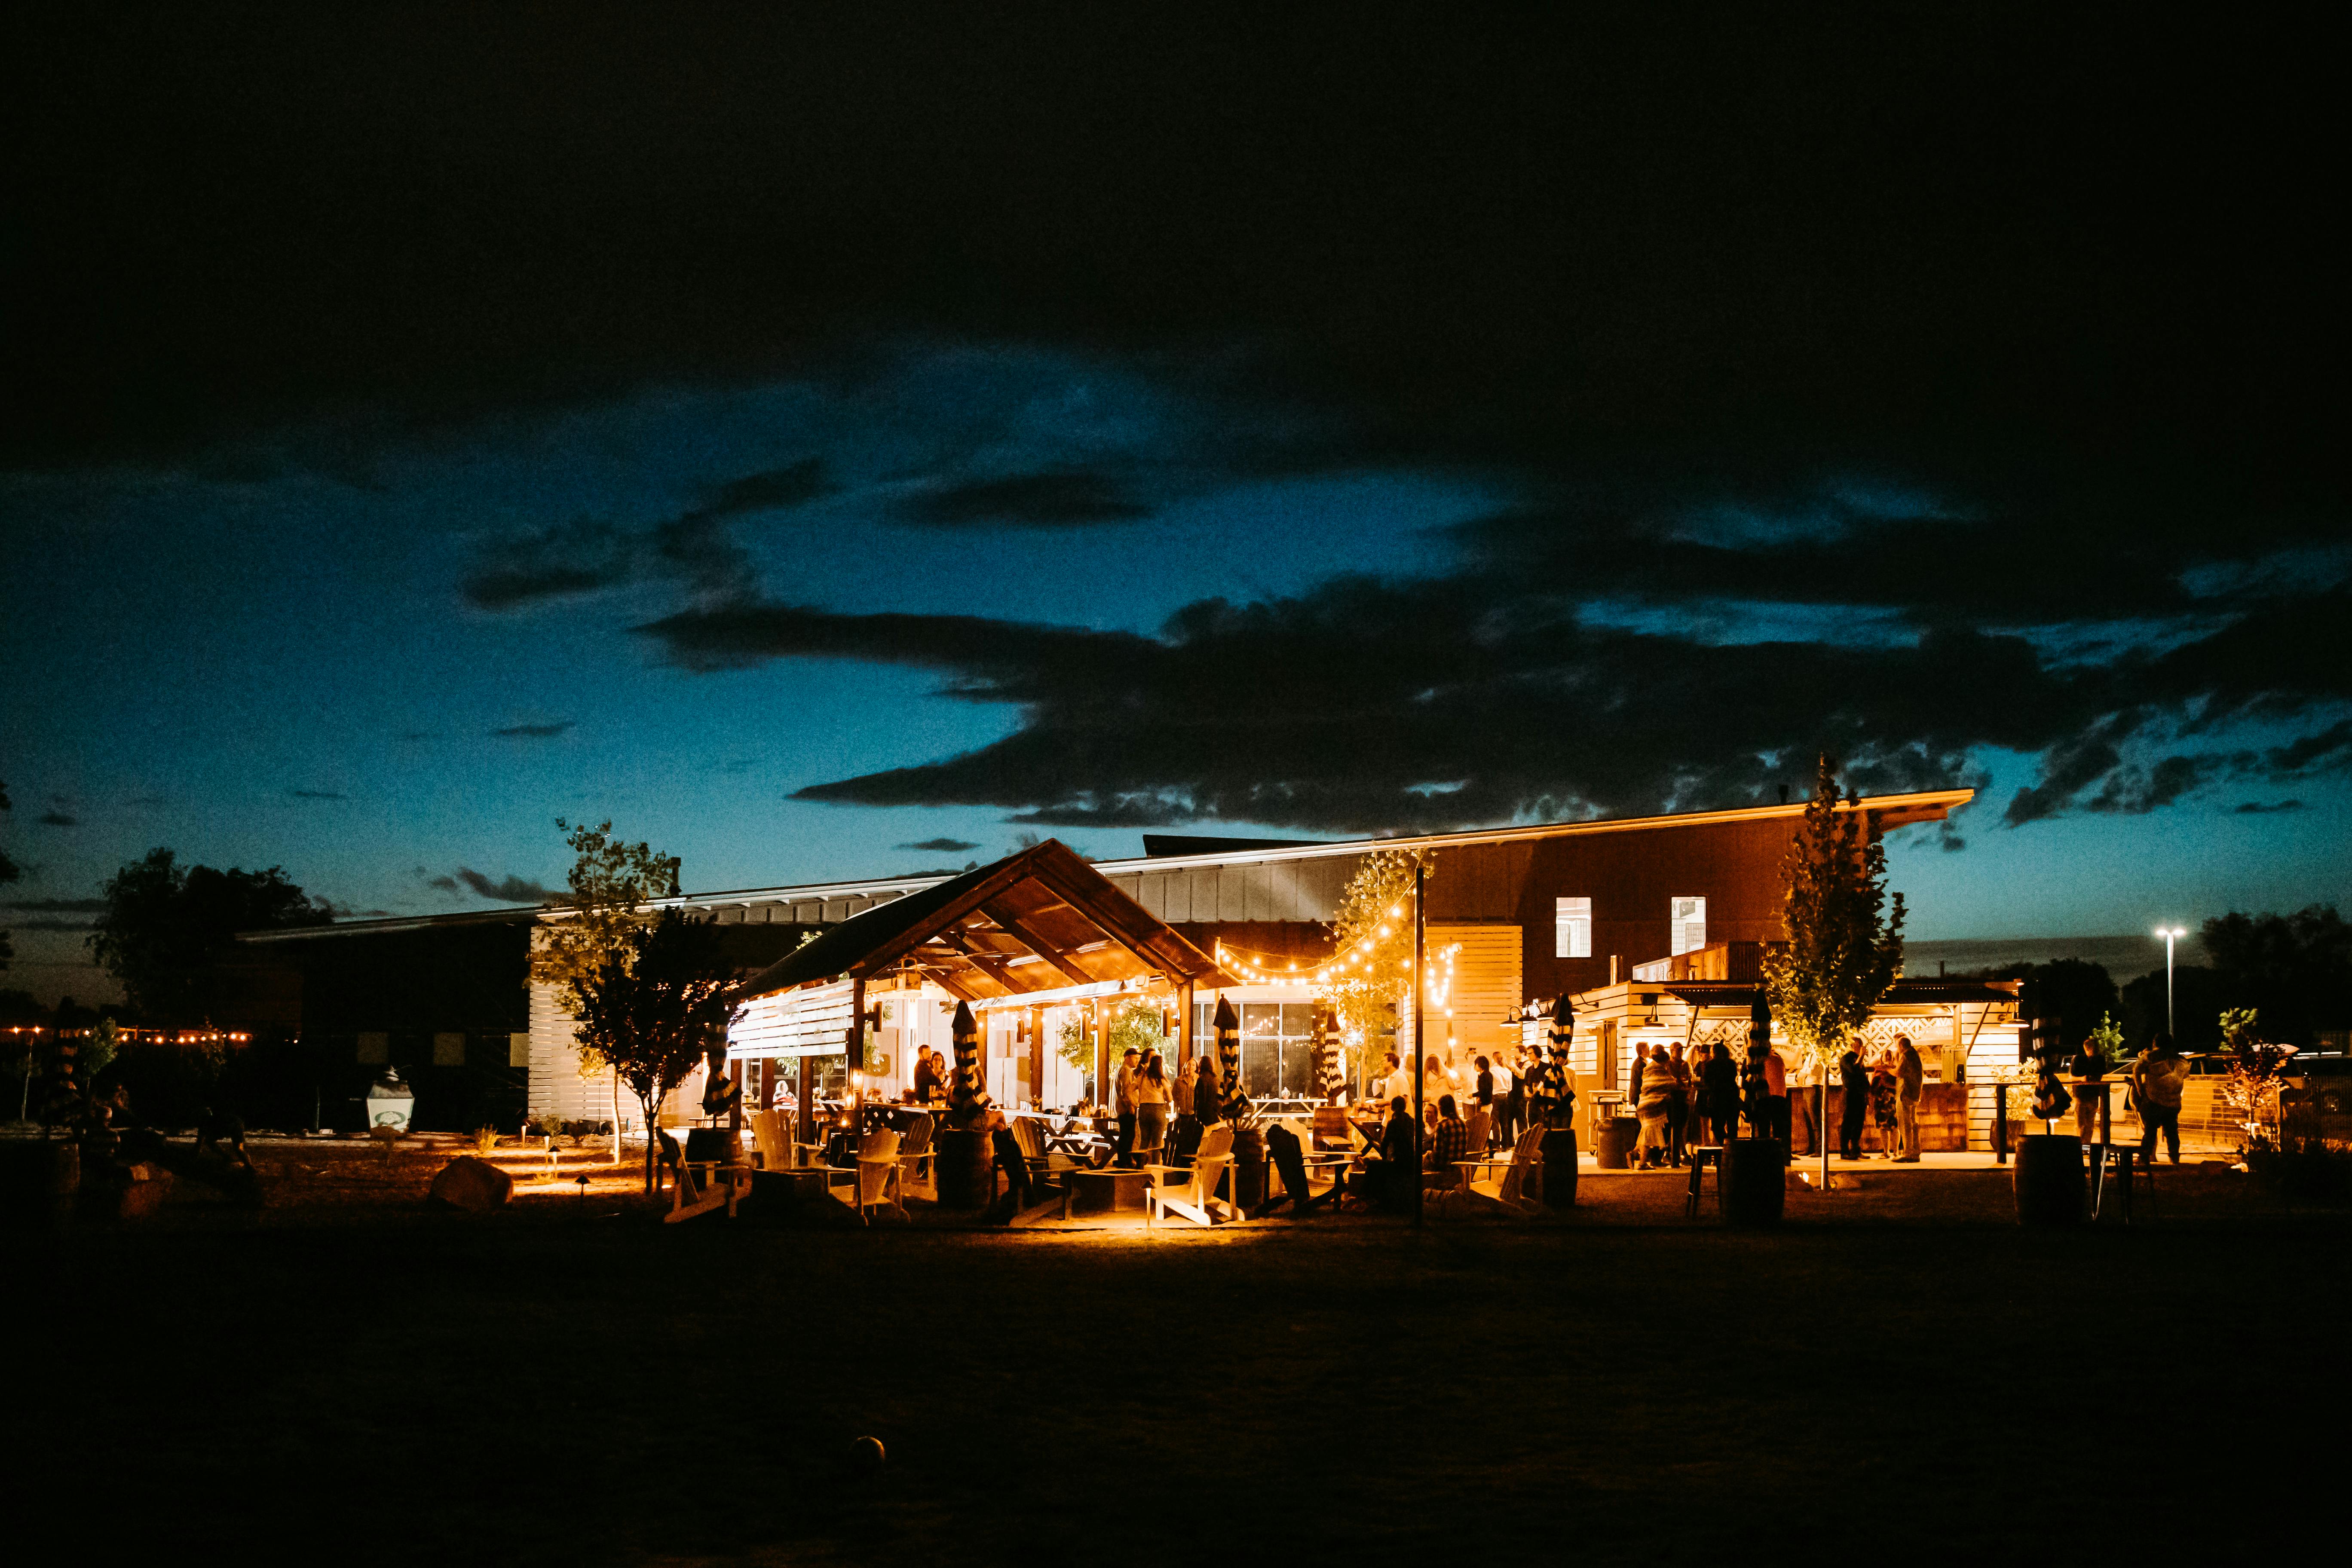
[{"left": 12, "top": 1154, "right": 2344, "bottom": 1566}]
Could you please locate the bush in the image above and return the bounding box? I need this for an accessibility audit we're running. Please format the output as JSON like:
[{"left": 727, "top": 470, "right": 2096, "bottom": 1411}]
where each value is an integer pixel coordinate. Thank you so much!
[{"left": 2244, "top": 1137, "right": 2352, "bottom": 1203}]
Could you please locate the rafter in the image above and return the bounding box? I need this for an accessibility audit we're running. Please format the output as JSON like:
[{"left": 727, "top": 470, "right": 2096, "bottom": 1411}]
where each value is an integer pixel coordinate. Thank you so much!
[{"left": 980, "top": 900, "right": 1095, "bottom": 986}]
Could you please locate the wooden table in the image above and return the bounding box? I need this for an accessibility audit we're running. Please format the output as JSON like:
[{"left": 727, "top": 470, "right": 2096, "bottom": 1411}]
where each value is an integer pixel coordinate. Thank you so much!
[{"left": 1063, "top": 1165, "right": 1152, "bottom": 1218}]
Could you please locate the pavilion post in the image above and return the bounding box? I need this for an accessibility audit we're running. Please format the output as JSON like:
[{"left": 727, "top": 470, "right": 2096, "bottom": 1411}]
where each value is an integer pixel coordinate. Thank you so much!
[
  {"left": 1028, "top": 1004, "right": 1045, "bottom": 1108},
  {"left": 1412, "top": 861, "right": 1426, "bottom": 1225},
  {"left": 1178, "top": 980, "right": 1194, "bottom": 1074},
  {"left": 848, "top": 974, "right": 867, "bottom": 1129},
  {"left": 1093, "top": 999, "right": 1108, "bottom": 1110}
]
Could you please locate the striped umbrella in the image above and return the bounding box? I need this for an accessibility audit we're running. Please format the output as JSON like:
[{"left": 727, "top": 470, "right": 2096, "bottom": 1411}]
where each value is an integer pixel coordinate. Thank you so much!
[
  {"left": 1314, "top": 1002, "right": 1345, "bottom": 1100},
  {"left": 1213, "top": 994, "right": 1247, "bottom": 1121},
  {"left": 948, "top": 1000, "right": 990, "bottom": 1122}
]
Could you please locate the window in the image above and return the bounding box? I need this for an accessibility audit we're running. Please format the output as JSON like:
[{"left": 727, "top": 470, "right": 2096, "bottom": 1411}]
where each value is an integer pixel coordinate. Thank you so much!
[
  {"left": 1670, "top": 897, "right": 1707, "bottom": 956},
  {"left": 1554, "top": 896, "right": 1592, "bottom": 959}
]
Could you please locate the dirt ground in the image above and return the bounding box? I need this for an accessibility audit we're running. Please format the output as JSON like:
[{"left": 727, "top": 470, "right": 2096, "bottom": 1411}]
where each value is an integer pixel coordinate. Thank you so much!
[{"left": 12, "top": 1142, "right": 2344, "bottom": 1566}]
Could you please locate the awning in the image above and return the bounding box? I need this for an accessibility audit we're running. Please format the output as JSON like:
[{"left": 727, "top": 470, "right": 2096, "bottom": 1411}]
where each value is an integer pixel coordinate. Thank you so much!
[{"left": 733, "top": 838, "right": 1236, "bottom": 1003}]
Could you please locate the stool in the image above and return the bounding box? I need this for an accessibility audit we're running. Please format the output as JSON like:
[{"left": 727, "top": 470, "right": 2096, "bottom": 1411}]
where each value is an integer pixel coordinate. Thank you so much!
[
  {"left": 1685, "top": 1145, "right": 1725, "bottom": 1219},
  {"left": 2091, "top": 1142, "right": 2156, "bottom": 1222}
]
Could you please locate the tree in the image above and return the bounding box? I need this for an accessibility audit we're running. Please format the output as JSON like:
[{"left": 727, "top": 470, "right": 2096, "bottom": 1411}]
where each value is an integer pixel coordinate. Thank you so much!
[
  {"left": 1311, "top": 845, "right": 1435, "bottom": 1084},
  {"left": 1763, "top": 753, "right": 1908, "bottom": 1081},
  {"left": 1974, "top": 958, "right": 2119, "bottom": 1045},
  {"left": 87, "top": 849, "right": 332, "bottom": 1018},
  {"left": 2198, "top": 905, "right": 2352, "bottom": 1048},
  {"left": 527, "top": 819, "right": 682, "bottom": 1161},
  {"left": 0, "top": 777, "right": 20, "bottom": 974},
  {"left": 570, "top": 910, "right": 741, "bottom": 1191}
]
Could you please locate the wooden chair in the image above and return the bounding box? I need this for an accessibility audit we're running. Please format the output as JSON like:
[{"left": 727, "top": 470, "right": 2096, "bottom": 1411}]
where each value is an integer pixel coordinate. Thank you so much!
[
  {"left": 665, "top": 1150, "right": 753, "bottom": 1224},
  {"left": 1464, "top": 1107, "right": 1491, "bottom": 1155},
  {"left": 1456, "top": 1125, "right": 1547, "bottom": 1217},
  {"left": 1256, "top": 1123, "right": 1340, "bottom": 1218},
  {"left": 1146, "top": 1124, "right": 1234, "bottom": 1228},
  {"left": 1311, "top": 1105, "right": 1354, "bottom": 1154},
  {"left": 1010, "top": 1115, "right": 1087, "bottom": 1200},
  {"left": 826, "top": 1127, "right": 903, "bottom": 1224},
  {"left": 749, "top": 1109, "right": 790, "bottom": 1170},
  {"left": 895, "top": 1114, "right": 937, "bottom": 1203}
]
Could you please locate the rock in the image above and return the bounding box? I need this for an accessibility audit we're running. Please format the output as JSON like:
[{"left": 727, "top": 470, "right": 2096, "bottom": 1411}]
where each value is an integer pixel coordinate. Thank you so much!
[
  {"left": 117, "top": 1162, "right": 175, "bottom": 1220},
  {"left": 428, "top": 1155, "right": 514, "bottom": 1213}
]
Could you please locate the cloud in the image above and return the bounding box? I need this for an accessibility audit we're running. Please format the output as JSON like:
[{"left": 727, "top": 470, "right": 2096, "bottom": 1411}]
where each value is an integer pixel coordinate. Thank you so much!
[
  {"left": 490, "top": 721, "right": 573, "bottom": 739},
  {"left": 414, "top": 865, "right": 462, "bottom": 894},
  {"left": 454, "top": 867, "right": 557, "bottom": 903},
  {"left": 287, "top": 788, "right": 347, "bottom": 801},
  {"left": 461, "top": 460, "right": 829, "bottom": 611},
  {"left": 37, "top": 811, "right": 76, "bottom": 828},
  {"left": 634, "top": 517, "right": 2352, "bottom": 834},
  {"left": 896, "top": 837, "right": 981, "bottom": 853},
  {"left": 2233, "top": 799, "right": 2305, "bottom": 814},
  {"left": 899, "top": 468, "right": 1152, "bottom": 527},
  {"left": 0, "top": 898, "right": 107, "bottom": 912}
]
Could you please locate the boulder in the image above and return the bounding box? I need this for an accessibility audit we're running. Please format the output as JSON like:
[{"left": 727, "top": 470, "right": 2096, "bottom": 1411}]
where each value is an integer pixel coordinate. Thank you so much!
[
  {"left": 429, "top": 1155, "right": 514, "bottom": 1213},
  {"left": 116, "top": 1161, "right": 176, "bottom": 1220}
]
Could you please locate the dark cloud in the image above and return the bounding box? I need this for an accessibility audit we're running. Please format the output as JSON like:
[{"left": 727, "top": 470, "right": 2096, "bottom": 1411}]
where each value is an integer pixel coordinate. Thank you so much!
[
  {"left": 897, "top": 837, "right": 981, "bottom": 853},
  {"left": 461, "top": 461, "right": 828, "bottom": 611},
  {"left": 454, "top": 867, "right": 556, "bottom": 903},
  {"left": 415, "top": 865, "right": 461, "bottom": 894},
  {"left": 900, "top": 469, "right": 1152, "bottom": 527},
  {"left": 36, "top": 811, "right": 76, "bottom": 828},
  {"left": 636, "top": 524, "right": 2351, "bottom": 833},
  {"left": 2233, "top": 799, "right": 2305, "bottom": 815},
  {"left": 287, "top": 788, "right": 347, "bottom": 801},
  {"left": 490, "top": 721, "right": 573, "bottom": 739}
]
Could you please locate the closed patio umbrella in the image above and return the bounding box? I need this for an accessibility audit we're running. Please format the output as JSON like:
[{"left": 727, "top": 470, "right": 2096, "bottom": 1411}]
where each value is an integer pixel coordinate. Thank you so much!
[
  {"left": 948, "top": 1000, "right": 990, "bottom": 1124},
  {"left": 1213, "top": 994, "right": 1246, "bottom": 1121},
  {"left": 1314, "top": 1002, "right": 1345, "bottom": 1101}
]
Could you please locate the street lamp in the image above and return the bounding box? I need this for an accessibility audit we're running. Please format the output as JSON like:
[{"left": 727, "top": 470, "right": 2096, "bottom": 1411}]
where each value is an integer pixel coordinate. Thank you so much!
[{"left": 2152, "top": 926, "right": 2188, "bottom": 1036}]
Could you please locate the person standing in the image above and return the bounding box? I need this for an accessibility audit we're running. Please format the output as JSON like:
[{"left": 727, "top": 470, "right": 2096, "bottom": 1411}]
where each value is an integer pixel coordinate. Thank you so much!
[
  {"left": 1705, "top": 1042, "right": 1740, "bottom": 1145},
  {"left": 1473, "top": 1055, "right": 1497, "bottom": 1147},
  {"left": 1193, "top": 1055, "right": 1223, "bottom": 1128},
  {"left": 2072, "top": 1031, "right": 2108, "bottom": 1147},
  {"left": 1893, "top": 1035, "right": 1923, "bottom": 1161},
  {"left": 1838, "top": 1046, "right": 1869, "bottom": 1160},
  {"left": 1113, "top": 1046, "right": 1140, "bottom": 1167},
  {"left": 1636, "top": 1045, "right": 1674, "bottom": 1168},
  {"left": 1740, "top": 1043, "right": 1770, "bottom": 1139},
  {"left": 2129, "top": 1033, "right": 2189, "bottom": 1165},
  {"left": 1496, "top": 1049, "right": 1523, "bottom": 1147},
  {"left": 1133, "top": 1050, "right": 1170, "bottom": 1162},
  {"left": 1665, "top": 1042, "right": 1691, "bottom": 1166},
  {"left": 1763, "top": 1043, "right": 1790, "bottom": 1148}
]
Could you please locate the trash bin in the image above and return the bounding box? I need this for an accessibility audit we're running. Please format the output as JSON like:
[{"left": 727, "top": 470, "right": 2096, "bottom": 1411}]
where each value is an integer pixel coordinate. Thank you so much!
[
  {"left": 1595, "top": 1116, "right": 1638, "bottom": 1169},
  {"left": 2013, "top": 1133, "right": 2084, "bottom": 1226},
  {"left": 1539, "top": 1128, "right": 1579, "bottom": 1208},
  {"left": 1723, "top": 1137, "right": 1785, "bottom": 1226}
]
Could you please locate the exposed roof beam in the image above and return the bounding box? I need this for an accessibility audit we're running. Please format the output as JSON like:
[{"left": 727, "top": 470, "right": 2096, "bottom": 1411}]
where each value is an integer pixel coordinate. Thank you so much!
[{"left": 980, "top": 901, "right": 1095, "bottom": 986}]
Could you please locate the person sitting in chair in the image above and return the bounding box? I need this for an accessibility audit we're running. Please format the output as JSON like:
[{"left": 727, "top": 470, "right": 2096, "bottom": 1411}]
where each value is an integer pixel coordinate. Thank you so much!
[
  {"left": 1426, "top": 1094, "right": 1471, "bottom": 1186},
  {"left": 1344, "top": 1096, "right": 1420, "bottom": 1211}
]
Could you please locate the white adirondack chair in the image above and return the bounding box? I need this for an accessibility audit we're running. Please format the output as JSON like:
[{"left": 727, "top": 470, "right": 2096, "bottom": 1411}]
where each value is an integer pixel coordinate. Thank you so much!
[
  {"left": 1458, "top": 1124, "right": 1547, "bottom": 1217},
  {"left": 895, "top": 1114, "right": 936, "bottom": 1203},
  {"left": 1146, "top": 1123, "right": 1234, "bottom": 1228},
  {"left": 750, "top": 1109, "right": 790, "bottom": 1170},
  {"left": 827, "top": 1128, "right": 903, "bottom": 1223}
]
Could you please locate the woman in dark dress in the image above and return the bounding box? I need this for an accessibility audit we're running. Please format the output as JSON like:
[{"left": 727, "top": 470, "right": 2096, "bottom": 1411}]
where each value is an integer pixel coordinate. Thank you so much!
[
  {"left": 1705, "top": 1044, "right": 1740, "bottom": 1145},
  {"left": 1838, "top": 1047, "right": 1869, "bottom": 1160}
]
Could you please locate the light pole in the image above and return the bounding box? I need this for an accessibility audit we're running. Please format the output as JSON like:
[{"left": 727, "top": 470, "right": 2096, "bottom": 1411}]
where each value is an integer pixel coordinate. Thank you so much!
[{"left": 2153, "top": 926, "right": 2187, "bottom": 1036}]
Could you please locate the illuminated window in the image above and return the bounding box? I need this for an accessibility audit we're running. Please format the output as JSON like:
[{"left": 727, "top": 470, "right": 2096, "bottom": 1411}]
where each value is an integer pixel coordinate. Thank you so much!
[
  {"left": 1554, "top": 896, "right": 1592, "bottom": 959},
  {"left": 1671, "top": 897, "right": 1707, "bottom": 956}
]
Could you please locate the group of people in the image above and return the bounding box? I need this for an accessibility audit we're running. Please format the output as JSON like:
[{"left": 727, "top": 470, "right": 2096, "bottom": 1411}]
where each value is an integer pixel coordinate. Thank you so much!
[
  {"left": 2059, "top": 1028, "right": 2191, "bottom": 1164},
  {"left": 1365, "top": 1041, "right": 1579, "bottom": 1150},
  {"left": 1830, "top": 1036, "right": 1926, "bottom": 1161},
  {"left": 1618, "top": 1036, "right": 1801, "bottom": 1167}
]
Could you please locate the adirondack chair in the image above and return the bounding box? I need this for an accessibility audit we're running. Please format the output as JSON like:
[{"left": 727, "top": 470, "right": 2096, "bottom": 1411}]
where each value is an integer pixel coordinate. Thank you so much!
[
  {"left": 1010, "top": 1115, "right": 1086, "bottom": 1202},
  {"left": 895, "top": 1114, "right": 937, "bottom": 1203},
  {"left": 1311, "top": 1105, "right": 1354, "bottom": 1154},
  {"left": 1464, "top": 1107, "right": 1491, "bottom": 1155},
  {"left": 1146, "top": 1123, "right": 1234, "bottom": 1227},
  {"left": 665, "top": 1147, "right": 752, "bottom": 1223},
  {"left": 826, "top": 1127, "right": 903, "bottom": 1223},
  {"left": 1259, "top": 1122, "right": 1339, "bottom": 1217},
  {"left": 749, "top": 1109, "right": 791, "bottom": 1170},
  {"left": 1457, "top": 1124, "right": 1547, "bottom": 1217}
]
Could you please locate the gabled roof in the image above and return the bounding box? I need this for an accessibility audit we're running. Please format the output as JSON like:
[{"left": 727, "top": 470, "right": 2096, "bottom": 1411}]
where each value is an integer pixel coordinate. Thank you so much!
[{"left": 733, "top": 839, "right": 1235, "bottom": 1003}]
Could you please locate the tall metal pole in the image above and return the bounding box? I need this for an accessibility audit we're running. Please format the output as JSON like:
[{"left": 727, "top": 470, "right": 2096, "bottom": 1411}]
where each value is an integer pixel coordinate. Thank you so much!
[
  {"left": 1412, "top": 862, "right": 1426, "bottom": 1226},
  {"left": 2164, "top": 931, "right": 2177, "bottom": 1036}
]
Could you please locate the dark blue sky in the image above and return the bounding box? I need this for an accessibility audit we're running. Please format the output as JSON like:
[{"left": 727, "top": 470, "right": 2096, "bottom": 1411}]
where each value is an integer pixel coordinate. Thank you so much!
[{"left": 4, "top": 12, "right": 2347, "bottom": 1002}]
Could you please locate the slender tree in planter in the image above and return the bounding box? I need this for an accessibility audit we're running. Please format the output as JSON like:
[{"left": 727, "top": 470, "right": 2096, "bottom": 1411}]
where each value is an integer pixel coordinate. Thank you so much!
[
  {"left": 1313, "top": 846, "right": 1436, "bottom": 1093},
  {"left": 570, "top": 910, "right": 741, "bottom": 1193},
  {"left": 1762, "top": 754, "right": 1907, "bottom": 1186},
  {"left": 529, "top": 820, "right": 682, "bottom": 1164}
]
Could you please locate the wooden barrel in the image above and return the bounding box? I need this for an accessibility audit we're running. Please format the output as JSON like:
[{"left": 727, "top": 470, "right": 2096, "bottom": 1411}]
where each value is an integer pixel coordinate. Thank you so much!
[
  {"left": 1723, "top": 1137, "right": 1785, "bottom": 1226},
  {"left": 2012, "top": 1133, "right": 2084, "bottom": 1226},
  {"left": 1595, "top": 1116, "right": 1638, "bottom": 1169},
  {"left": 1228, "top": 1127, "right": 1268, "bottom": 1210},
  {"left": 932, "top": 1127, "right": 992, "bottom": 1211},
  {"left": 1540, "top": 1128, "right": 1579, "bottom": 1208}
]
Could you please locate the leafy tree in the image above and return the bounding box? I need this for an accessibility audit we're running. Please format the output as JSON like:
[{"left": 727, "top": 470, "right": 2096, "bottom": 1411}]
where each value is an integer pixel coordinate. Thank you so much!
[
  {"left": 2197, "top": 905, "right": 2352, "bottom": 1048},
  {"left": 1762, "top": 753, "right": 1908, "bottom": 1079},
  {"left": 0, "top": 777, "right": 20, "bottom": 974},
  {"left": 528, "top": 820, "right": 682, "bottom": 1160},
  {"left": 570, "top": 910, "right": 741, "bottom": 1191},
  {"left": 2119, "top": 963, "right": 2226, "bottom": 1051},
  {"left": 1312, "top": 846, "right": 1435, "bottom": 1074},
  {"left": 1972, "top": 958, "right": 2119, "bottom": 1044},
  {"left": 88, "top": 849, "right": 332, "bottom": 1019},
  {"left": 2214, "top": 1006, "right": 2297, "bottom": 1150}
]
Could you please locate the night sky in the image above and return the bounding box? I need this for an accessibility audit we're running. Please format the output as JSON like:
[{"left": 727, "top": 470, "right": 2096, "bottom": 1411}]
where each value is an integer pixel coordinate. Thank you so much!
[{"left": 4, "top": 10, "right": 2346, "bottom": 1003}]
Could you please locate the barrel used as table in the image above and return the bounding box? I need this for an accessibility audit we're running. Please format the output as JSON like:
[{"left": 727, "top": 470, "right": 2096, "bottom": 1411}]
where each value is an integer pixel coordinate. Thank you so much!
[
  {"left": 1228, "top": 1127, "right": 1268, "bottom": 1210},
  {"left": 932, "top": 1127, "right": 992, "bottom": 1211},
  {"left": 1594, "top": 1116, "right": 1638, "bottom": 1169},
  {"left": 1539, "top": 1128, "right": 1579, "bottom": 1208},
  {"left": 1722, "top": 1137, "right": 1785, "bottom": 1226},
  {"left": 2013, "top": 1133, "right": 2084, "bottom": 1226}
]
